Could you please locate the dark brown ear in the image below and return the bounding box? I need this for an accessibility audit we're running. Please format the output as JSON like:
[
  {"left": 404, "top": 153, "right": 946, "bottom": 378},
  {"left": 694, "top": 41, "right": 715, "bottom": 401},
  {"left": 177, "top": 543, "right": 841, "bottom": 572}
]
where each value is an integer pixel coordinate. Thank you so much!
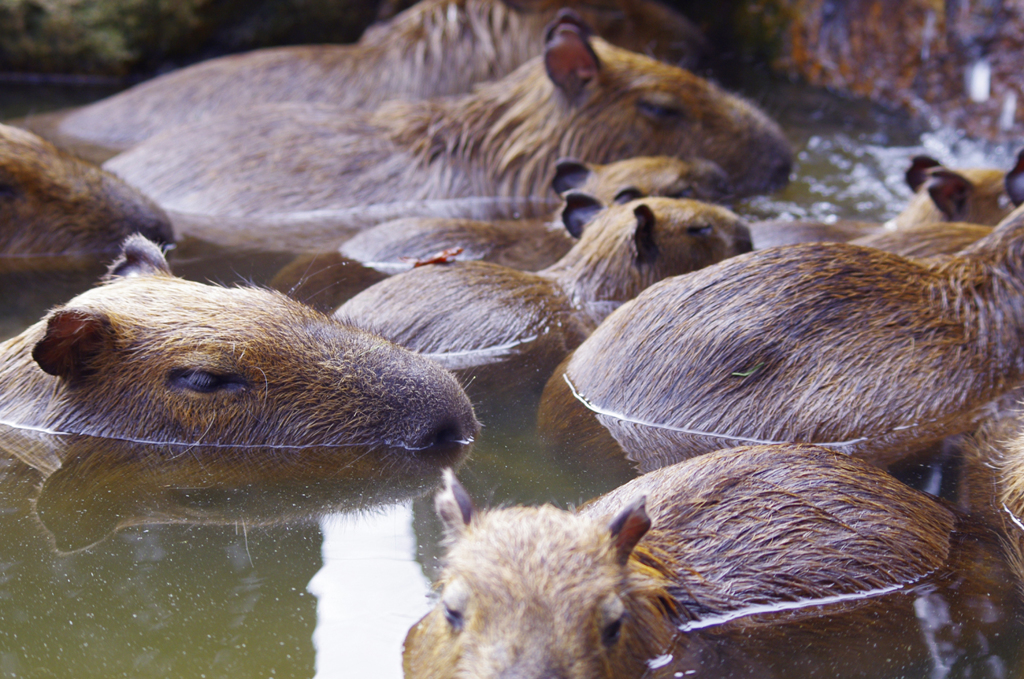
[
  {"left": 552, "top": 158, "right": 592, "bottom": 194},
  {"left": 633, "top": 203, "right": 658, "bottom": 264},
  {"left": 561, "top": 191, "right": 604, "bottom": 238},
  {"left": 608, "top": 496, "right": 650, "bottom": 565},
  {"left": 1006, "top": 149, "right": 1024, "bottom": 207},
  {"left": 32, "top": 309, "right": 113, "bottom": 381},
  {"left": 925, "top": 170, "right": 972, "bottom": 220},
  {"left": 103, "top": 234, "right": 172, "bottom": 281},
  {"left": 544, "top": 11, "right": 600, "bottom": 100},
  {"left": 436, "top": 469, "right": 474, "bottom": 539},
  {"left": 906, "top": 155, "right": 943, "bottom": 192}
]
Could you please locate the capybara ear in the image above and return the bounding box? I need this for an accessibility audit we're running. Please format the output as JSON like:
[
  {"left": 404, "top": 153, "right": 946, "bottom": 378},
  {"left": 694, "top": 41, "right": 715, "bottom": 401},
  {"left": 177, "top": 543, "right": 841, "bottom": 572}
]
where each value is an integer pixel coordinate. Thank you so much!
[
  {"left": 544, "top": 11, "right": 600, "bottom": 100},
  {"left": 906, "top": 155, "right": 943, "bottom": 192},
  {"left": 436, "top": 469, "right": 474, "bottom": 539},
  {"left": 552, "top": 158, "right": 592, "bottom": 194},
  {"left": 608, "top": 496, "right": 650, "bottom": 565},
  {"left": 613, "top": 187, "right": 644, "bottom": 205},
  {"left": 925, "top": 170, "right": 972, "bottom": 221},
  {"left": 1006, "top": 149, "right": 1024, "bottom": 207},
  {"left": 633, "top": 203, "right": 658, "bottom": 264},
  {"left": 561, "top": 191, "right": 604, "bottom": 238},
  {"left": 103, "top": 234, "right": 172, "bottom": 281},
  {"left": 32, "top": 308, "right": 113, "bottom": 381}
]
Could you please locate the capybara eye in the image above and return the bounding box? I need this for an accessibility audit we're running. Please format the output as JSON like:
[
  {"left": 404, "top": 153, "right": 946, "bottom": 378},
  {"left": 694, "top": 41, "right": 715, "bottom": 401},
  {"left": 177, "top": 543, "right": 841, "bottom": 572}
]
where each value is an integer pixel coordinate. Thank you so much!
[
  {"left": 637, "top": 99, "right": 685, "bottom": 121},
  {"left": 443, "top": 604, "right": 464, "bottom": 632},
  {"left": 670, "top": 186, "right": 695, "bottom": 199},
  {"left": 168, "top": 368, "right": 247, "bottom": 394},
  {"left": 613, "top": 187, "right": 643, "bottom": 204},
  {"left": 686, "top": 224, "right": 714, "bottom": 236},
  {"left": 0, "top": 183, "right": 18, "bottom": 200},
  {"left": 600, "top": 617, "right": 622, "bottom": 647}
]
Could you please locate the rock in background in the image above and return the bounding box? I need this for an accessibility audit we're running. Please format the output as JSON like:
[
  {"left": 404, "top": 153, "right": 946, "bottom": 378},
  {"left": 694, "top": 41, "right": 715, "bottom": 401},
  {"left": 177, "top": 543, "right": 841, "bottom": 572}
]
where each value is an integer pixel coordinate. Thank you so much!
[{"left": 0, "top": 0, "right": 381, "bottom": 77}]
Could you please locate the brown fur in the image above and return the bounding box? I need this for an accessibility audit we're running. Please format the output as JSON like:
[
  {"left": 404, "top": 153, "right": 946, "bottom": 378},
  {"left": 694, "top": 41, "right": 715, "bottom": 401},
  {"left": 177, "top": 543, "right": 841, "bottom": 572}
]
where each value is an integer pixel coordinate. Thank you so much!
[
  {"left": 37, "top": 0, "right": 707, "bottom": 153},
  {"left": 850, "top": 221, "right": 994, "bottom": 259},
  {"left": 406, "top": 446, "right": 1011, "bottom": 678},
  {"left": 335, "top": 198, "right": 751, "bottom": 397},
  {"left": 104, "top": 31, "right": 792, "bottom": 217},
  {"left": 0, "top": 124, "right": 172, "bottom": 258},
  {"left": 0, "top": 236, "right": 478, "bottom": 457},
  {"left": 540, "top": 203, "right": 1024, "bottom": 469}
]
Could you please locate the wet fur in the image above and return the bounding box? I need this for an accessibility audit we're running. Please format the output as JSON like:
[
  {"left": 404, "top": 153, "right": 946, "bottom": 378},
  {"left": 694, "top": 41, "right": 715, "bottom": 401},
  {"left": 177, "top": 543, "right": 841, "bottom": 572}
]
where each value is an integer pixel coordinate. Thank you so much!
[
  {"left": 0, "top": 124, "right": 172, "bottom": 257},
  {"left": 0, "top": 237, "right": 477, "bottom": 451},
  {"left": 47, "top": 0, "right": 707, "bottom": 151},
  {"left": 541, "top": 204, "right": 1024, "bottom": 468},
  {"left": 104, "top": 38, "right": 791, "bottom": 216},
  {"left": 406, "top": 445, "right": 1001, "bottom": 678}
]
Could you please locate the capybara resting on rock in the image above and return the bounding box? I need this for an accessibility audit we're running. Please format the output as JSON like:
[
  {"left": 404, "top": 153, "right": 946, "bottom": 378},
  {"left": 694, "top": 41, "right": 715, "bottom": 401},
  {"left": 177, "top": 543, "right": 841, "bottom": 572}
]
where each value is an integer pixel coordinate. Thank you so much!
[
  {"left": 0, "top": 236, "right": 478, "bottom": 458},
  {"left": 39, "top": 0, "right": 707, "bottom": 154},
  {"left": 0, "top": 124, "right": 172, "bottom": 258},
  {"left": 104, "top": 14, "right": 792, "bottom": 218},
  {"left": 540, "top": 202, "right": 1024, "bottom": 469},
  {"left": 404, "top": 446, "right": 1014, "bottom": 678},
  {"left": 335, "top": 197, "right": 752, "bottom": 398}
]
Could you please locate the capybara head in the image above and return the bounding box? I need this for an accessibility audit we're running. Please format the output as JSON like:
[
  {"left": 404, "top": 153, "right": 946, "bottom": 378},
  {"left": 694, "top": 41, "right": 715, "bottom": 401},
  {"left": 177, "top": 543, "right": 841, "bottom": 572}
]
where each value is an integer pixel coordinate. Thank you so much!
[
  {"left": 894, "top": 153, "right": 1019, "bottom": 229},
  {"left": 0, "top": 236, "right": 478, "bottom": 461},
  {"left": 0, "top": 124, "right": 173, "bottom": 256},
  {"left": 552, "top": 156, "right": 732, "bottom": 204},
  {"left": 548, "top": 195, "right": 753, "bottom": 309},
  {"left": 404, "top": 470, "right": 670, "bottom": 679}
]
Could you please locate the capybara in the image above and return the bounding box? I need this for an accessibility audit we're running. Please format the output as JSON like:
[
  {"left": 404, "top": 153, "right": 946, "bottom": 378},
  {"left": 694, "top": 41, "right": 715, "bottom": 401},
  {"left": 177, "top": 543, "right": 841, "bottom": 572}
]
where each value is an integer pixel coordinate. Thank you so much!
[
  {"left": 336, "top": 197, "right": 752, "bottom": 398},
  {"left": 0, "top": 124, "right": 172, "bottom": 258},
  {"left": 746, "top": 153, "right": 1024, "bottom": 250},
  {"left": 405, "top": 446, "right": 1015, "bottom": 678},
  {"left": 338, "top": 156, "right": 733, "bottom": 273},
  {"left": 38, "top": 0, "right": 707, "bottom": 154},
  {"left": 104, "top": 14, "right": 792, "bottom": 218},
  {"left": 540, "top": 202, "right": 1024, "bottom": 469},
  {"left": 0, "top": 235, "right": 478, "bottom": 458}
]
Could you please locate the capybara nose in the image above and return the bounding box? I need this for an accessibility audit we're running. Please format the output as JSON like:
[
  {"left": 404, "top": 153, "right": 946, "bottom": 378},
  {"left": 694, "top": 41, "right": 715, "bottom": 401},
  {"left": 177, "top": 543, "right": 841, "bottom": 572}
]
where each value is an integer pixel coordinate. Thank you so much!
[{"left": 770, "top": 155, "right": 793, "bottom": 191}]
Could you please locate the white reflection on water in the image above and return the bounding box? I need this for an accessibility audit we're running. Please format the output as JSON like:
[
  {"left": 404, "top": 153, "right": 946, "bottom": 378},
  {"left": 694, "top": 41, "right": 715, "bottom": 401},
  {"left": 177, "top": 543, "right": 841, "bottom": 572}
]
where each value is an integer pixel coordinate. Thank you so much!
[{"left": 309, "top": 502, "right": 431, "bottom": 679}]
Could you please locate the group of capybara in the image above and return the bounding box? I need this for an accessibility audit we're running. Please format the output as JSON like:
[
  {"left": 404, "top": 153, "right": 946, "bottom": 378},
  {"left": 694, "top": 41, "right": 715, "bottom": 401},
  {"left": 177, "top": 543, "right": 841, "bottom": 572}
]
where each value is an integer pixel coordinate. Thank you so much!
[{"left": 5, "top": 0, "right": 1024, "bottom": 676}]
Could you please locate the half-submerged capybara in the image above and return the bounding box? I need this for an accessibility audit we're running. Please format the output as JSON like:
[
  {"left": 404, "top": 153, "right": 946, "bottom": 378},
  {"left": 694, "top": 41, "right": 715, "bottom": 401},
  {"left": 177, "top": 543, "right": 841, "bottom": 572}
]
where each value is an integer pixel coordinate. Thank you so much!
[
  {"left": 338, "top": 156, "right": 731, "bottom": 274},
  {"left": 405, "top": 446, "right": 1015, "bottom": 678},
  {"left": 0, "top": 124, "right": 172, "bottom": 258},
  {"left": 336, "top": 198, "right": 751, "bottom": 398},
  {"left": 40, "top": 0, "right": 707, "bottom": 154},
  {"left": 746, "top": 153, "right": 1024, "bottom": 250},
  {"left": 540, "top": 202, "right": 1024, "bottom": 469},
  {"left": 104, "top": 14, "right": 792, "bottom": 218},
  {"left": 0, "top": 236, "right": 478, "bottom": 459}
]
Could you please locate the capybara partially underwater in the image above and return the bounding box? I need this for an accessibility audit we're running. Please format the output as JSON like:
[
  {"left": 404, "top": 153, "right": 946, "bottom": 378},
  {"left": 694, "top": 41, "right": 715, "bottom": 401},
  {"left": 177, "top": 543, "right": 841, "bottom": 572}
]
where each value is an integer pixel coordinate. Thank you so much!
[
  {"left": 540, "top": 202, "right": 1024, "bottom": 469},
  {"left": 405, "top": 447, "right": 1014, "bottom": 678},
  {"left": 336, "top": 198, "right": 752, "bottom": 397},
  {"left": 338, "top": 156, "right": 731, "bottom": 274},
  {"left": 40, "top": 0, "right": 707, "bottom": 154},
  {"left": 0, "top": 236, "right": 478, "bottom": 458},
  {"left": 0, "top": 124, "right": 172, "bottom": 258},
  {"left": 104, "top": 14, "right": 792, "bottom": 218}
]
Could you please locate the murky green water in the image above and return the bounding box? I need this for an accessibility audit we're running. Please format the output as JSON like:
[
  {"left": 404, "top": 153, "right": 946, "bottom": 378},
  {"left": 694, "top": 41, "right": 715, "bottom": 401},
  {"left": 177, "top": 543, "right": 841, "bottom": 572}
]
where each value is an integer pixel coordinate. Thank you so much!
[{"left": 2, "top": 74, "right": 1024, "bottom": 679}]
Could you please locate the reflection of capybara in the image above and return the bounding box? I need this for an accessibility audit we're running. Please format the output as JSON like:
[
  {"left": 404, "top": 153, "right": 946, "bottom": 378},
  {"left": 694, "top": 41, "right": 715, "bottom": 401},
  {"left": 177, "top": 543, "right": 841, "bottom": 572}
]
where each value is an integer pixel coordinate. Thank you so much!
[
  {"left": 540, "top": 203, "right": 1024, "bottom": 469},
  {"left": 43, "top": 0, "right": 707, "bottom": 153},
  {"left": 0, "top": 236, "right": 478, "bottom": 456},
  {"left": 338, "top": 157, "right": 733, "bottom": 274},
  {"left": 104, "top": 15, "right": 792, "bottom": 217},
  {"left": 336, "top": 198, "right": 752, "bottom": 396},
  {"left": 405, "top": 446, "right": 1013, "bottom": 678},
  {"left": 0, "top": 124, "right": 172, "bottom": 257}
]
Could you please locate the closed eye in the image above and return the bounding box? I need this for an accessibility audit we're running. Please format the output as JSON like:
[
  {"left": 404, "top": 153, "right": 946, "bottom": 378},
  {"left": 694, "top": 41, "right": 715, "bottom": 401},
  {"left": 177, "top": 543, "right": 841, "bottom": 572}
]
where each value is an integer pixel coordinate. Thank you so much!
[
  {"left": 168, "top": 368, "right": 248, "bottom": 394},
  {"left": 687, "top": 224, "right": 713, "bottom": 236},
  {"left": 638, "top": 100, "right": 685, "bottom": 121},
  {"left": 0, "top": 183, "right": 19, "bottom": 200}
]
